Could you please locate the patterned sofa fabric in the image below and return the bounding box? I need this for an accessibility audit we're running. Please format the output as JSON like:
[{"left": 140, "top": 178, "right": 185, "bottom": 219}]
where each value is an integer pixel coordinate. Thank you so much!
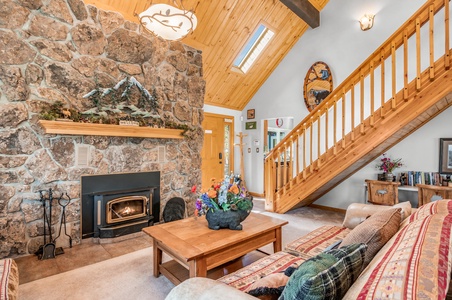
[
  {"left": 218, "top": 225, "right": 351, "bottom": 293},
  {"left": 0, "top": 258, "right": 19, "bottom": 300},
  {"left": 217, "top": 251, "right": 306, "bottom": 292},
  {"left": 344, "top": 199, "right": 452, "bottom": 299},
  {"left": 284, "top": 225, "right": 350, "bottom": 259}
]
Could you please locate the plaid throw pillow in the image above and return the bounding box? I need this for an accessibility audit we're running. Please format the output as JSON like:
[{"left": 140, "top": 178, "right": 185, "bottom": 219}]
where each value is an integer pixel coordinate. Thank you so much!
[{"left": 279, "top": 243, "right": 367, "bottom": 300}]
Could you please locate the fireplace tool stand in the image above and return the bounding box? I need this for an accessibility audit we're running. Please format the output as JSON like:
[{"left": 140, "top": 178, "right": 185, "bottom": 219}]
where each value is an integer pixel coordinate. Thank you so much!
[
  {"left": 36, "top": 189, "right": 56, "bottom": 260},
  {"left": 35, "top": 189, "right": 72, "bottom": 259},
  {"left": 54, "top": 192, "right": 72, "bottom": 250}
]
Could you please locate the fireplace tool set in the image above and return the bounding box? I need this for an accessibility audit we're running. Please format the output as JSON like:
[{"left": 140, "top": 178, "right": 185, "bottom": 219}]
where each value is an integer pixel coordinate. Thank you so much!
[{"left": 35, "top": 188, "right": 72, "bottom": 260}]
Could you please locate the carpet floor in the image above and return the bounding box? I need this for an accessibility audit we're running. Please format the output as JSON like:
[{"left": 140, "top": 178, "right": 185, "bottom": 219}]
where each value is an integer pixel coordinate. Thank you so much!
[
  {"left": 19, "top": 247, "right": 174, "bottom": 300},
  {"left": 19, "top": 200, "right": 344, "bottom": 300}
]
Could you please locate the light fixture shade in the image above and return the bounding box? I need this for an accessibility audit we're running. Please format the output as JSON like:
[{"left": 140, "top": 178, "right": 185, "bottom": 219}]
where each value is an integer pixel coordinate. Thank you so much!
[
  {"left": 359, "top": 14, "right": 375, "bottom": 31},
  {"left": 139, "top": 3, "right": 197, "bottom": 41}
]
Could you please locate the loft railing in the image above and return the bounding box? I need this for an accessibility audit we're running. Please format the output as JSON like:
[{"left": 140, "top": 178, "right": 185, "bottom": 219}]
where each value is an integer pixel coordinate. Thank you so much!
[{"left": 264, "top": 0, "right": 451, "bottom": 211}]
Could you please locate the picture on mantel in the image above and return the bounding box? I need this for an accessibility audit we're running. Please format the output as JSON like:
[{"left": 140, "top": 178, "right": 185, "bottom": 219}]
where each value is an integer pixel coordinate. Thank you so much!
[{"left": 303, "top": 61, "right": 333, "bottom": 112}]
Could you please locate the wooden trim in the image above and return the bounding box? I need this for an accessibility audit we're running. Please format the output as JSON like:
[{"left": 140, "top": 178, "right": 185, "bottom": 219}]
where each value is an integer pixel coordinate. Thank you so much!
[
  {"left": 38, "top": 120, "right": 184, "bottom": 139},
  {"left": 249, "top": 192, "right": 265, "bottom": 198},
  {"left": 308, "top": 204, "right": 346, "bottom": 214}
]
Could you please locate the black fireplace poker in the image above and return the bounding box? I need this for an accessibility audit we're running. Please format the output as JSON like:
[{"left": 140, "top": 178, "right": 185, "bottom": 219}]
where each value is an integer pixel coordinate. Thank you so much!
[{"left": 36, "top": 188, "right": 56, "bottom": 260}]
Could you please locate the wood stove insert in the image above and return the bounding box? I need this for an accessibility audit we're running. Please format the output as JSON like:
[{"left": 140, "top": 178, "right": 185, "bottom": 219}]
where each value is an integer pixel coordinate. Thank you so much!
[{"left": 81, "top": 172, "right": 160, "bottom": 239}]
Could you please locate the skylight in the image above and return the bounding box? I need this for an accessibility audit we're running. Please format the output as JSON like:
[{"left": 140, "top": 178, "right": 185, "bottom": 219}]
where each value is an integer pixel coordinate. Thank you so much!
[{"left": 233, "top": 24, "right": 274, "bottom": 74}]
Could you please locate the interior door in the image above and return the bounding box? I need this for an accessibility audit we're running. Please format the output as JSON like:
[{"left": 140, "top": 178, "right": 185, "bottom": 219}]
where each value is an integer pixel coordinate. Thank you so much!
[{"left": 201, "top": 113, "right": 234, "bottom": 190}]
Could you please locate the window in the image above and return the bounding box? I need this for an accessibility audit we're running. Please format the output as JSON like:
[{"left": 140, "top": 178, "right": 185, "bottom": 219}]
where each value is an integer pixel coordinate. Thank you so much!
[{"left": 233, "top": 24, "right": 274, "bottom": 74}]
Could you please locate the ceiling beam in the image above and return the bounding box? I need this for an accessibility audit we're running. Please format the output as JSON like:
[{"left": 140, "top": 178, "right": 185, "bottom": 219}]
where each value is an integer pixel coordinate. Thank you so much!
[{"left": 279, "top": 0, "right": 319, "bottom": 28}]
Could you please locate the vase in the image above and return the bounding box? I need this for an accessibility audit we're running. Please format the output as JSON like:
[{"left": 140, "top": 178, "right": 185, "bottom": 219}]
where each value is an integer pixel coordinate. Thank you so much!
[
  {"left": 205, "top": 205, "right": 252, "bottom": 230},
  {"left": 384, "top": 173, "right": 394, "bottom": 182}
]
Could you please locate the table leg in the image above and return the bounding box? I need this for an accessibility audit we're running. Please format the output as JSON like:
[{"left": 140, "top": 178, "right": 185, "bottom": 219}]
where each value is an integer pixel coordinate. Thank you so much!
[
  {"left": 188, "top": 258, "right": 207, "bottom": 278},
  {"left": 153, "top": 240, "right": 162, "bottom": 278},
  {"left": 273, "top": 228, "right": 282, "bottom": 252}
]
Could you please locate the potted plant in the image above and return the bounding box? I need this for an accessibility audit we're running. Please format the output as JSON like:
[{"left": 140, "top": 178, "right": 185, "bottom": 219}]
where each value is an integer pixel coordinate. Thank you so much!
[
  {"left": 376, "top": 153, "right": 403, "bottom": 182},
  {"left": 194, "top": 174, "right": 253, "bottom": 230}
]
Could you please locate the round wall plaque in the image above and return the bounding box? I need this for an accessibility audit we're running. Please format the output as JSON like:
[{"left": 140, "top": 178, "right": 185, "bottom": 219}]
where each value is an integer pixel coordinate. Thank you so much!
[{"left": 303, "top": 61, "right": 333, "bottom": 112}]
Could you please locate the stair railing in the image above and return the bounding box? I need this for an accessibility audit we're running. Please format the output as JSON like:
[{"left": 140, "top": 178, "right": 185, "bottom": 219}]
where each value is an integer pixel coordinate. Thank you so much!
[{"left": 264, "top": 0, "right": 451, "bottom": 211}]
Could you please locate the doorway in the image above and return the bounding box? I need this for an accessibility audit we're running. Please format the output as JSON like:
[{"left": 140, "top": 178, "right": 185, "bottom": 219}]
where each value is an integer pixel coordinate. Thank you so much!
[{"left": 201, "top": 113, "right": 234, "bottom": 190}]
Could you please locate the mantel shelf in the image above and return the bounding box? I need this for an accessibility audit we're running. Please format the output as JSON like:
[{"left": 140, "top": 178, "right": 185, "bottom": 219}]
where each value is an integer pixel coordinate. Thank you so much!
[{"left": 38, "top": 120, "right": 184, "bottom": 139}]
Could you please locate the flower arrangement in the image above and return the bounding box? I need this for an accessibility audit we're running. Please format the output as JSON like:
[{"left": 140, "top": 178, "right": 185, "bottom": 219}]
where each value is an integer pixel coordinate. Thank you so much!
[
  {"left": 376, "top": 153, "right": 403, "bottom": 173},
  {"left": 194, "top": 174, "right": 252, "bottom": 217}
]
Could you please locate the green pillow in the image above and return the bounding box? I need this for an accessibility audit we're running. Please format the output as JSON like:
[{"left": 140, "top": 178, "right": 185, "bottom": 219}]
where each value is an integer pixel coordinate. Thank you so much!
[{"left": 279, "top": 243, "right": 367, "bottom": 300}]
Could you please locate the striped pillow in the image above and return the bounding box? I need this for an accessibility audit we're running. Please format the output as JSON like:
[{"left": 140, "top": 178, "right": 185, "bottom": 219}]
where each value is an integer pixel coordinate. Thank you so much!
[
  {"left": 0, "top": 259, "right": 19, "bottom": 300},
  {"left": 280, "top": 243, "right": 367, "bottom": 300}
]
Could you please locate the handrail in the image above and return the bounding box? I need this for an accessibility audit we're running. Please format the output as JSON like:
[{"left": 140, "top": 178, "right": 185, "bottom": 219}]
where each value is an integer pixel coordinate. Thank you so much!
[{"left": 264, "top": 0, "right": 451, "bottom": 210}]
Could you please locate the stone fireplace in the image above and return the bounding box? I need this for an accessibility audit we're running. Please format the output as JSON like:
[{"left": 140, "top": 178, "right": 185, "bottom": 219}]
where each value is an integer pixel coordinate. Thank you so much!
[
  {"left": 81, "top": 172, "right": 160, "bottom": 239},
  {"left": 0, "top": 0, "right": 205, "bottom": 258}
]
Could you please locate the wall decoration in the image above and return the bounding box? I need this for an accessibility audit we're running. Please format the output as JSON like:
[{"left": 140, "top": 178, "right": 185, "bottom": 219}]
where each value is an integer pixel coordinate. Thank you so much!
[
  {"left": 245, "top": 121, "right": 257, "bottom": 130},
  {"left": 247, "top": 109, "right": 255, "bottom": 119},
  {"left": 276, "top": 118, "right": 283, "bottom": 128},
  {"left": 303, "top": 61, "right": 333, "bottom": 112},
  {"left": 439, "top": 138, "right": 452, "bottom": 174}
]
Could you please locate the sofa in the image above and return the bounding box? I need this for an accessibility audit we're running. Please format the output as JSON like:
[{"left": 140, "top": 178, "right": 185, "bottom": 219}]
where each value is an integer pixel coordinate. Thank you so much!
[
  {"left": 0, "top": 258, "right": 19, "bottom": 300},
  {"left": 166, "top": 200, "right": 452, "bottom": 299}
]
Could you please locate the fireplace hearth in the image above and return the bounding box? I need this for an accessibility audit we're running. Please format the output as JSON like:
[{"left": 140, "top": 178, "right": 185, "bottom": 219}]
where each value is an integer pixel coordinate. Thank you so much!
[{"left": 81, "top": 172, "right": 160, "bottom": 239}]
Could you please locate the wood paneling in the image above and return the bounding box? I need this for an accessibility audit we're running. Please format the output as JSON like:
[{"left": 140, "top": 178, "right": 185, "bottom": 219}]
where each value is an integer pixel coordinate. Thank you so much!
[{"left": 83, "top": 0, "right": 329, "bottom": 111}]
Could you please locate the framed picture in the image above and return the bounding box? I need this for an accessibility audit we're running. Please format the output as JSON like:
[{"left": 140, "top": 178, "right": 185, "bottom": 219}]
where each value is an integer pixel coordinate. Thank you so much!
[
  {"left": 439, "top": 138, "right": 452, "bottom": 174},
  {"left": 245, "top": 121, "right": 257, "bottom": 130},
  {"left": 247, "top": 109, "right": 255, "bottom": 120}
]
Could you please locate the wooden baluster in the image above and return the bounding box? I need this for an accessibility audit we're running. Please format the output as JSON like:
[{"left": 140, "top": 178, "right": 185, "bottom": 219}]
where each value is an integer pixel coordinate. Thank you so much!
[
  {"left": 416, "top": 17, "right": 421, "bottom": 90},
  {"left": 370, "top": 61, "right": 375, "bottom": 126},
  {"left": 445, "top": 0, "right": 450, "bottom": 69},
  {"left": 403, "top": 28, "right": 409, "bottom": 100},
  {"left": 351, "top": 83, "right": 355, "bottom": 141},
  {"left": 317, "top": 111, "right": 321, "bottom": 167},
  {"left": 380, "top": 49, "right": 386, "bottom": 118},
  {"left": 289, "top": 139, "right": 293, "bottom": 187},
  {"left": 429, "top": 4, "right": 435, "bottom": 80},
  {"left": 302, "top": 125, "right": 306, "bottom": 179},
  {"left": 282, "top": 145, "right": 287, "bottom": 191},
  {"left": 295, "top": 130, "right": 299, "bottom": 180},
  {"left": 342, "top": 89, "right": 346, "bottom": 148},
  {"left": 264, "top": 155, "right": 275, "bottom": 211},
  {"left": 360, "top": 71, "right": 365, "bottom": 134},
  {"left": 325, "top": 105, "right": 329, "bottom": 153},
  {"left": 276, "top": 149, "right": 282, "bottom": 191},
  {"left": 333, "top": 97, "right": 337, "bottom": 154},
  {"left": 391, "top": 41, "right": 396, "bottom": 109},
  {"left": 309, "top": 119, "right": 313, "bottom": 173}
]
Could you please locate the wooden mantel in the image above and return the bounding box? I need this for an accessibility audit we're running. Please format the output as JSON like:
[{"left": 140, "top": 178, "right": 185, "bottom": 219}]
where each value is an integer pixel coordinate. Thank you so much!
[{"left": 38, "top": 120, "right": 184, "bottom": 139}]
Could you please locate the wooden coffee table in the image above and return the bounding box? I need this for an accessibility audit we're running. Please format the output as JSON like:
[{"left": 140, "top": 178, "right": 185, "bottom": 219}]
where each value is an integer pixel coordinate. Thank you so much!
[{"left": 142, "top": 212, "right": 288, "bottom": 285}]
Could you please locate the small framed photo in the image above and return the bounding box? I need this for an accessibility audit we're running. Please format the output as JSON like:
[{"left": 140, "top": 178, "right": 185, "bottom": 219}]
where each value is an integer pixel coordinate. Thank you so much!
[
  {"left": 247, "top": 109, "right": 255, "bottom": 120},
  {"left": 439, "top": 138, "right": 452, "bottom": 174},
  {"left": 245, "top": 121, "right": 257, "bottom": 130}
]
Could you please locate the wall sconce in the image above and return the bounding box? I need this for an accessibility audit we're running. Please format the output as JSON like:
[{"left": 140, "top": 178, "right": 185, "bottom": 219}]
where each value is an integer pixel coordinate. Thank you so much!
[
  {"left": 359, "top": 14, "right": 375, "bottom": 31},
  {"left": 138, "top": 1, "right": 197, "bottom": 41}
]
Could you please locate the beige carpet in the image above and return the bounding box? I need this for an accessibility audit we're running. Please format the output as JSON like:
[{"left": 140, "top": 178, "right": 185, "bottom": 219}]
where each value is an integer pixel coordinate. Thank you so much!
[
  {"left": 19, "top": 247, "right": 174, "bottom": 300},
  {"left": 19, "top": 200, "right": 344, "bottom": 300}
]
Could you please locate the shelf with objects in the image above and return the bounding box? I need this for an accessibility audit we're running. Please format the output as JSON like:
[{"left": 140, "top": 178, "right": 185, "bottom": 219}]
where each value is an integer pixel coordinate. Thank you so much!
[{"left": 38, "top": 120, "right": 184, "bottom": 139}]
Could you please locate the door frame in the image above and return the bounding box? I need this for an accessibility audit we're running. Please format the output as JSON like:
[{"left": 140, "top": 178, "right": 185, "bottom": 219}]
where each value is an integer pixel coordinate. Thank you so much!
[{"left": 202, "top": 112, "right": 235, "bottom": 182}]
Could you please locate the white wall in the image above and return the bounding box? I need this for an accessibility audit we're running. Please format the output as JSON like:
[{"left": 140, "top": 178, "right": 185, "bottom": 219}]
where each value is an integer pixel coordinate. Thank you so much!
[{"left": 241, "top": 0, "right": 427, "bottom": 195}]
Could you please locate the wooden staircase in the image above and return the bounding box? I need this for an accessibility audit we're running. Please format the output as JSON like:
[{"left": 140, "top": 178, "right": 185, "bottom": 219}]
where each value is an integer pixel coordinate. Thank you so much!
[{"left": 264, "top": 0, "right": 452, "bottom": 213}]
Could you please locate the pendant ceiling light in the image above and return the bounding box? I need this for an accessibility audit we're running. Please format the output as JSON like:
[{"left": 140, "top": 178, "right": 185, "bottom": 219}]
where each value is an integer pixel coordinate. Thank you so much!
[{"left": 138, "top": 1, "right": 197, "bottom": 41}]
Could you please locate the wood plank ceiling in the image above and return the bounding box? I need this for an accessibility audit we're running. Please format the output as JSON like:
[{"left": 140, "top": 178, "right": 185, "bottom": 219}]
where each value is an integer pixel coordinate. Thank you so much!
[{"left": 83, "top": 0, "right": 329, "bottom": 111}]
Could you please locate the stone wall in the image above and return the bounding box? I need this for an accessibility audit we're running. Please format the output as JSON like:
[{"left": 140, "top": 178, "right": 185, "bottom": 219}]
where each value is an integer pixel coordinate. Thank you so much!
[{"left": 0, "top": 0, "right": 205, "bottom": 258}]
